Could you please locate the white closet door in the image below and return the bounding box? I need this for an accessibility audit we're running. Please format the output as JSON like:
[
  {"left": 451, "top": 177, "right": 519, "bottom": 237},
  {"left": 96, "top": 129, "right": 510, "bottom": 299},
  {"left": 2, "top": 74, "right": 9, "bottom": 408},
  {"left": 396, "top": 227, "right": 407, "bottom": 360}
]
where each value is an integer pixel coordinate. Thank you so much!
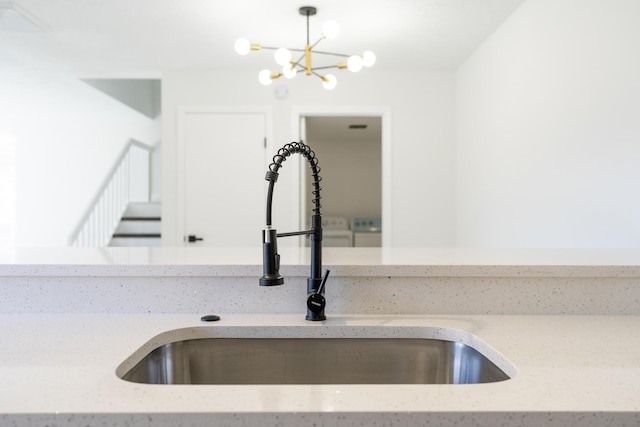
[{"left": 183, "top": 112, "right": 265, "bottom": 246}]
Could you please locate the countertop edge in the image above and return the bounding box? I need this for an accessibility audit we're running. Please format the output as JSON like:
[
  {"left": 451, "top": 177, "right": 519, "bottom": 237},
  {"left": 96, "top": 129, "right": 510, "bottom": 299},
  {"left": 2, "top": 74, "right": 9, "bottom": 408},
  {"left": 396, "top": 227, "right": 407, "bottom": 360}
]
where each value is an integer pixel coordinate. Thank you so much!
[{"left": 2, "top": 264, "right": 640, "bottom": 277}]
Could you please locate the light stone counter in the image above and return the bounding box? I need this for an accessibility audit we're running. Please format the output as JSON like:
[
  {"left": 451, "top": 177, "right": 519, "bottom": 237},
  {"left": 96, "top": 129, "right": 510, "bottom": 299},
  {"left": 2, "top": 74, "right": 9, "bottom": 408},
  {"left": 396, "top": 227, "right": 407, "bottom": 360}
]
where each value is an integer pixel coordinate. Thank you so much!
[
  {"left": 1, "top": 247, "right": 639, "bottom": 426},
  {"left": 1, "top": 247, "right": 639, "bottom": 315}
]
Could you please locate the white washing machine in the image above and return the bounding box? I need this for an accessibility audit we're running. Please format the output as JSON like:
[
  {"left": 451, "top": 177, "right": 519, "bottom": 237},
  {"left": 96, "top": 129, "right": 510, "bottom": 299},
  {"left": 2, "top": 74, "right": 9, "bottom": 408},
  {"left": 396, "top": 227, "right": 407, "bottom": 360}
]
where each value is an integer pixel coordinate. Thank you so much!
[{"left": 352, "top": 218, "right": 382, "bottom": 247}]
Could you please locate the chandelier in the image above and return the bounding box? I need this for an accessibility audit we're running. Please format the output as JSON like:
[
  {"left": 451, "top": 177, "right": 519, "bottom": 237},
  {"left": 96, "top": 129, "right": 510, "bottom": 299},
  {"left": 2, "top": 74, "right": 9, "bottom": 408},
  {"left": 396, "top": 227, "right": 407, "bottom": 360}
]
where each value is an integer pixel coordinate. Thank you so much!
[{"left": 234, "top": 6, "right": 376, "bottom": 90}]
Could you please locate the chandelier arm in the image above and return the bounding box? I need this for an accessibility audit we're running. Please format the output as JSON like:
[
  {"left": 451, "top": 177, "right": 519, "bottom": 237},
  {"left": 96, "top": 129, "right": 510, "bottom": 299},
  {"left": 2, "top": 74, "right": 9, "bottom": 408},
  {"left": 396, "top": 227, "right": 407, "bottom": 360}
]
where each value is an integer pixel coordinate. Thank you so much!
[
  {"left": 257, "top": 46, "right": 351, "bottom": 58},
  {"left": 293, "top": 52, "right": 306, "bottom": 67},
  {"left": 309, "top": 36, "right": 326, "bottom": 51},
  {"left": 311, "top": 50, "right": 351, "bottom": 58},
  {"left": 261, "top": 46, "right": 308, "bottom": 53},
  {"left": 310, "top": 65, "right": 341, "bottom": 71},
  {"left": 311, "top": 70, "right": 327, "bottom": 79}
]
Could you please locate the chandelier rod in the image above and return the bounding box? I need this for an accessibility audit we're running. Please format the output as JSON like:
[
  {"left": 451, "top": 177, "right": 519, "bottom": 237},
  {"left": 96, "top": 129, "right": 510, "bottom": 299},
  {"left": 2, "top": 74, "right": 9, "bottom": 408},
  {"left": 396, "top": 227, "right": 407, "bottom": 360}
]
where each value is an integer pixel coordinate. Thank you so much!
[
  {"left": 309, "top": 50, "right": 350, "bottom": 58},
  {"left": 309, "top": 65, "right": 341, "bottom": 71},
  {"left": 259, "top": 46, "right": 350, "bottom": 58},
  {"left": 306, "top": 8, "right": 311, "bottom": 45},
  {"left": 293, "top": 52, "right": 306, "bottom": 69},
  {"left": 311, "top": 70, "right": 324, "bottom": 79},
  {"left": 289, "top": 64, "right": 341, "bottom": 74},
  {"left": 258, "top": 46, "right": 347, "bottom": 57}
]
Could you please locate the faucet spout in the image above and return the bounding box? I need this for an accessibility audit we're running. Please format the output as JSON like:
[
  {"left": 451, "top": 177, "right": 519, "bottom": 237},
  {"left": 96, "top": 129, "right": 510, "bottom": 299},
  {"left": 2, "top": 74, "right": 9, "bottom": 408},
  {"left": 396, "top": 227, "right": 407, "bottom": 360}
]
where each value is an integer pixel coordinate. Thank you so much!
[{"left": 260, "top": 141, "right": 327, "bottom": 321}]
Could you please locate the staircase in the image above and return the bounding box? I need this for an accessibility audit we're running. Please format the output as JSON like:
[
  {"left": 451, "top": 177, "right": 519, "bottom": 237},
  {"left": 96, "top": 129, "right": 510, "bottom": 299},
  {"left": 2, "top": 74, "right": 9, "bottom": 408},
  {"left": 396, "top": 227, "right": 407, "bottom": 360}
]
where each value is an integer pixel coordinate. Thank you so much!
[
  {"left": 109, "top": 202, "right": 161, "bottom": 247},
  {"left": 68, "top": 140, "right": 154, "bottom": 247}
]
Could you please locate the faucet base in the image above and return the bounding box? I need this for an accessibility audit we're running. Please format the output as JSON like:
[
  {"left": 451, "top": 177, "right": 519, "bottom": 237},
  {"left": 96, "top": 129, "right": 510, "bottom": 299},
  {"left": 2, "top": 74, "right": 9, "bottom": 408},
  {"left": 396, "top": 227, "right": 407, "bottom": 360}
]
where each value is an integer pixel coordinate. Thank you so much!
[
  {"left": 306, "top": 313, "right": 326, "bottom": 321},
  {"left": 306, "top": 276, "right": 326, "bottom": 321}
]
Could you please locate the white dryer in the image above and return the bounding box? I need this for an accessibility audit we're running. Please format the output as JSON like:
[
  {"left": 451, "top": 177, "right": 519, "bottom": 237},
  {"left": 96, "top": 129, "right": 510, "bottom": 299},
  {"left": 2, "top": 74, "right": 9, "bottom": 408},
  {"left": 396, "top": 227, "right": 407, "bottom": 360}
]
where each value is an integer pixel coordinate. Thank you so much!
[{"left": 321, "top": 217, "right": 353, "bottom": 247}]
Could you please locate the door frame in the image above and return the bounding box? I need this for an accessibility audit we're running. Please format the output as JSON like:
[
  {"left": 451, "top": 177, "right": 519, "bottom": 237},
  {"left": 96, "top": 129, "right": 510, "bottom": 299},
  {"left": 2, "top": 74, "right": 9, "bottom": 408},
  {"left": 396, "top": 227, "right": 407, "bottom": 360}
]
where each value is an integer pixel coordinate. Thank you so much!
[
  {"left": 291, "top": 106, "right": 392, "bottom": 247},
  {"left": 175, "top": 106, "right": 273, "bottom": 245}
]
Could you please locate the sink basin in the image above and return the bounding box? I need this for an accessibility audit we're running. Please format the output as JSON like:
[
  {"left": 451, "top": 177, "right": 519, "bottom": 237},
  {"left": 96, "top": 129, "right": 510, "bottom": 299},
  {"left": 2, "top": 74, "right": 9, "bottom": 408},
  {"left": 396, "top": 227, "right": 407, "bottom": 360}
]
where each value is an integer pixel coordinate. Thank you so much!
[{"left": 119, "top": 337, "right": 511, "bottom": 385}]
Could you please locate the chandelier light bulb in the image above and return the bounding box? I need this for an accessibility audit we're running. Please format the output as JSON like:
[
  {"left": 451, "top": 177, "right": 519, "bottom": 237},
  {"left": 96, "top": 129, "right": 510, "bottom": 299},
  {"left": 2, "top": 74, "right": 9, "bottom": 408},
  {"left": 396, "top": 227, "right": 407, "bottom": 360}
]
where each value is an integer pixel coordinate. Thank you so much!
[
  {"left": 347, "top": 55, "right": 364, "bottom": 72},
  {"left": 322, "top": 74, "right": 337, "bottom": 90},
  {"left": 282, "top": 63, "right": 297, "bottom": 79},
  {"left": 322, "top": 20, "right": 340, "bottom": 39},
  {"left": 274, "top": 48, "right": 292, "bottom": 66},
  {"left": 362, "top": 50, "right": 376, "bottom": 67},
  {"left": 259, "top": 69, "right": 274, "bottom": 86},
  {"left": 235, "top": 38, "right": 251, "bottom": 55}
]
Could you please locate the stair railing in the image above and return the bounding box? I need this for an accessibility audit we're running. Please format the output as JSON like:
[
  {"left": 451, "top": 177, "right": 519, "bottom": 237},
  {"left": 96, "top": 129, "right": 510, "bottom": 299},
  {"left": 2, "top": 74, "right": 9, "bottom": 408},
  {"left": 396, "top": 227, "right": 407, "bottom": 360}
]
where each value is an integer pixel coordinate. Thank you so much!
[{"left": 68, "top": 139, "right": 153, "bottom": 247}]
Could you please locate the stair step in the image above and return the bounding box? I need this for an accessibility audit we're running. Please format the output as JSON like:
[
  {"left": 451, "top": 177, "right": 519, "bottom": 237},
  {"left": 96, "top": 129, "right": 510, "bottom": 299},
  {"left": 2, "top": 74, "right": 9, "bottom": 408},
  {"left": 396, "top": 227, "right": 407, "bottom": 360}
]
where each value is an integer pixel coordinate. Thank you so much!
[
  {"left": 120, "top": 217, "right": 161, "bottom": 221},
  {"left": 114, "top": 220, "right": 161, "bottom": 235},
  {"left": 112, "top": 233, "right": 161, "bottom": 238},
  {"left": 109, "top": 236, "right": 161, "bottom": 247},
  {"left": 109, "top": 202, "right": 162, "bottom": 247},
  {"left": 123, "top": 202, "right": 161, "bottom": 218}
]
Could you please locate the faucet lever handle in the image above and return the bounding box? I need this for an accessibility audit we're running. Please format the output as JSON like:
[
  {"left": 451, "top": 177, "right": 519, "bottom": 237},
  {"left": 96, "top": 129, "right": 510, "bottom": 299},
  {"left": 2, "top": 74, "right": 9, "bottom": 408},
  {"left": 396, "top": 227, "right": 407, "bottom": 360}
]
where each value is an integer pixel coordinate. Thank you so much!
[{"left": 317, "top": 269, "right": 330, "bottom": 294}]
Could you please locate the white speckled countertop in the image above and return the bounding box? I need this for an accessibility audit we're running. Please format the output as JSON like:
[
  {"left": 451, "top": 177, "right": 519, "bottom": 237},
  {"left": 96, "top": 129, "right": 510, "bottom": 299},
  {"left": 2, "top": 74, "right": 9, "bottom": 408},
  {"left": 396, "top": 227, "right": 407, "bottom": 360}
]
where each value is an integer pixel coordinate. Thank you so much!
[
  {"left": 1, "top": 247, "right": 639, "bottom": 426},
  {"left": 1, "top": 314, "right": 640, "bottom": 426}
]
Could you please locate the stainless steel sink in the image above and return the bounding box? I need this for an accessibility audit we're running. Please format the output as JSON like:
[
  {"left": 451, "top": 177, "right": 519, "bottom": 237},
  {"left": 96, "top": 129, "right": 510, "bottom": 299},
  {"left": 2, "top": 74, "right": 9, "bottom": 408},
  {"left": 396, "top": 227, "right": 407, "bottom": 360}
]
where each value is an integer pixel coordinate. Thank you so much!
[{"left": 120, "top": 337, "right": 511, "bottom": 385}]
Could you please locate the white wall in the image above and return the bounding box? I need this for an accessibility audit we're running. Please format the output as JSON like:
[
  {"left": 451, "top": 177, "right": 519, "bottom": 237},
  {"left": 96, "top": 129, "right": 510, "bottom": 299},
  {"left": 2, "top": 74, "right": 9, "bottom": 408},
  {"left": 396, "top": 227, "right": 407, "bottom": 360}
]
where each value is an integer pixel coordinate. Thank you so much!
[
  {"left": 456, "top": 0, "right": 640, "bottom": 247},
  {"left": 0, "top": 134, "right": 17, "bottom": 248},
  {"left": 82, "top": 79, "right": 162, "bottom": 119},
  {"left": 0, "top": 69, "right": 159, "bottom": 246},
  {"left": 162, "top": 70, "right": 456, "bottom": 247}
]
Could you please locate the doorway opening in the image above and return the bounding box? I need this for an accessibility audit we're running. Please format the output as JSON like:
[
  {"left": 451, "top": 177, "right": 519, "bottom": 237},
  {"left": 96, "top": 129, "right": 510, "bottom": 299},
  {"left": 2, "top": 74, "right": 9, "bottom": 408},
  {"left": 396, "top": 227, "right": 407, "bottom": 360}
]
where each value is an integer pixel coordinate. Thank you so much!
[{"left": 298, "top": 114, "right": 386, "bottom": 247}]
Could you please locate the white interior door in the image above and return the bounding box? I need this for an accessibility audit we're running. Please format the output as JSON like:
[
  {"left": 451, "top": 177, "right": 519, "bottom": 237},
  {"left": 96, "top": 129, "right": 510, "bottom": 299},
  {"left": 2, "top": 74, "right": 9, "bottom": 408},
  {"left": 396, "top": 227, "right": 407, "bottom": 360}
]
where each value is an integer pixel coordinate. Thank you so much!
[{"left": 183, "top": 112, "right": 266, "bottom": 246}]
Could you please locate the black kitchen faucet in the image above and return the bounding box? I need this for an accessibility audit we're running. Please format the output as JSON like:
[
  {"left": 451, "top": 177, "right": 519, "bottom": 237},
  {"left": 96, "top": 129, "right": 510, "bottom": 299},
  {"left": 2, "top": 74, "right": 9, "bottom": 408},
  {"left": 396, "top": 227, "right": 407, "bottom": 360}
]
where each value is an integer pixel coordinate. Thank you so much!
[{"left": 259, "top": 141, "right": 329, "bottom": 321}]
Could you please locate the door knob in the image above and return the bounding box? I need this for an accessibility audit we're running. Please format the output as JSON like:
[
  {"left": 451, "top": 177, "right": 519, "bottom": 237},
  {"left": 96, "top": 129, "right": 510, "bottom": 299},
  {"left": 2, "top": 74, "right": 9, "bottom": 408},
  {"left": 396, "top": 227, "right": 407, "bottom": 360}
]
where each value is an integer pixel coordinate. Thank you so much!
[{"left": 187, "top": 235, "right": 203, "bottom": 243}]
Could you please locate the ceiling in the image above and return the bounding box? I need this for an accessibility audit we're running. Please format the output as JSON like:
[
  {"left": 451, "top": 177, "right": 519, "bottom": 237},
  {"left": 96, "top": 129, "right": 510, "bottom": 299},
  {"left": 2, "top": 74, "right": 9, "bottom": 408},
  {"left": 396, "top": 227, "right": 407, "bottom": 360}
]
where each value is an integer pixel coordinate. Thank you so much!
[{"left": 0, "top": 0, "right": 526, "bottom": 78}]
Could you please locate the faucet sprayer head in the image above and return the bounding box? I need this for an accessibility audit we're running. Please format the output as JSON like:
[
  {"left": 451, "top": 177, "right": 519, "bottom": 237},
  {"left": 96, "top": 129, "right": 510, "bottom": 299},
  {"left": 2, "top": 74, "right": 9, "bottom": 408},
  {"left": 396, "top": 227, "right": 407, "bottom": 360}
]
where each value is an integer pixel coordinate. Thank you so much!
[{"left": 259, "top": 228, "right": 284, "bottom": 286}]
